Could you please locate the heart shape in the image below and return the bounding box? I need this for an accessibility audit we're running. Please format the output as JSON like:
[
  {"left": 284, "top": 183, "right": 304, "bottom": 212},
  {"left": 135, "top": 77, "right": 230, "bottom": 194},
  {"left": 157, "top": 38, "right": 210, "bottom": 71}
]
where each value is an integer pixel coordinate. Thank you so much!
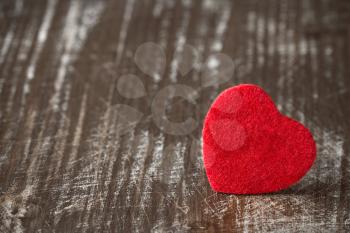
[{"left": 202, "top": 84, "right": 316, "bottom": 194}]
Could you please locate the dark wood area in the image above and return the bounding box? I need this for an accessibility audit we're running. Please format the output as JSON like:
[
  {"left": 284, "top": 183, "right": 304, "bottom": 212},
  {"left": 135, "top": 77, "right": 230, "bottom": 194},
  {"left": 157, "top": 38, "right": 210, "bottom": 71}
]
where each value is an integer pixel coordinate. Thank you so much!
[{"left": 1, "top": 0, "right": 350, "bottom": 232}]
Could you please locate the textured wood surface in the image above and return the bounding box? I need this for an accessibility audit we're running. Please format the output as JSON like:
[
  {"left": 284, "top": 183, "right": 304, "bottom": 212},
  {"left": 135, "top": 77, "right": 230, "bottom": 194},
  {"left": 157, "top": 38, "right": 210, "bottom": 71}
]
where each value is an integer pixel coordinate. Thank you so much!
[{"left": 0, "top": 0, "right": 350, "bottom": 232}]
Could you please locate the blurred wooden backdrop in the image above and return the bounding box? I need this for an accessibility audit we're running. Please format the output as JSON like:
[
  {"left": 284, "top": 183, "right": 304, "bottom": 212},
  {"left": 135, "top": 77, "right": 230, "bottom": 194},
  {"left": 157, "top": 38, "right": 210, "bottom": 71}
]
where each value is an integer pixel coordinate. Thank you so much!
[{"left": 0, "top": 0, "right": 350, "bottom": 232}]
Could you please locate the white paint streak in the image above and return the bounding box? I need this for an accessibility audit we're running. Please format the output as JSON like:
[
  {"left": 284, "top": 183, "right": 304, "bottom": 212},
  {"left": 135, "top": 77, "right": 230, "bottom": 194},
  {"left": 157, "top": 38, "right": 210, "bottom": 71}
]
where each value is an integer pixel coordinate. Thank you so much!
[
  {"left": 158, "top": 10, "right": 171, "bottom": 49},
  {"left": 152, "top": 140, "right": 187, "bottom": 231},
  {"left": 115, "top": 0, "right": 135, "bottom": 66},
  {"left": 246, "top": 11, "right": 256, "bottom": 73},
  {"left": 24, "top": 0, "right": 58, "bottom": 94},
  {"left": 53, "top": 88, "right": 88, "bottom": 224},
  {"left": 51, "top": 84, "right": 71, "bottom": 175},
  {"left": 50, "top": 0, "right": 104, "bottom": 111},
  {"left": 6, "top": 23, "right": 36, "bottom": 118},
  {"left": 21, "top": 111, "right": 37, "bottom": 164},
  {"left": 70, "top": 89, "right": 88, "bottom": 162},
  {"left": 0, "top": 26, "right": 15, "bottom": 65},
  {"left": 152, "top": 0, "right": 163, "bottom": 18},
  {"left": 309, "top": 39, "right": 319, "bottom": 100},
  {"left": 169, "top": 4, "right": 191, "bottom": 83},
  {"left": 211, "top": 4, "right": 231, "bottom": 52},
  {"left": 169, "top": 142, "right": 185, "bottom": 185},
  {"left": 137, "top": 134, "right": 166, "bottom": 229},
  {"left": 14, "top": 0, "right": 24, "bottom": 16}
]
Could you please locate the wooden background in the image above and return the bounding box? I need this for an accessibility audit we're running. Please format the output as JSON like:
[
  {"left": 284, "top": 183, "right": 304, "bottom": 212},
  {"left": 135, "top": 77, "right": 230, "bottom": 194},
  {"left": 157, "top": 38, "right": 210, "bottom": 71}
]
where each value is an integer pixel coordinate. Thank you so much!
[{"left": 1, "top": 0, "right": 350, "bottom": 232}]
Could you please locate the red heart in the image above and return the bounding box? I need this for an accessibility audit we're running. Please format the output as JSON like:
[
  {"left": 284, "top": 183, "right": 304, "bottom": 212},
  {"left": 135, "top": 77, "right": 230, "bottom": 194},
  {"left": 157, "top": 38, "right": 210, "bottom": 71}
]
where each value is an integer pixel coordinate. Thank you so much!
[{"left": 202, "top": 84, "right": 316, "bottom": 194}]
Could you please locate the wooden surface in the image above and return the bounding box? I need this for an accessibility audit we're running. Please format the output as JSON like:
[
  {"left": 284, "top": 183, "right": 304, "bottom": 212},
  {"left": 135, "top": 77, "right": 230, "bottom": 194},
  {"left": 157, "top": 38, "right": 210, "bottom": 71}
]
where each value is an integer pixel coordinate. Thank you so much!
[{"left": 0, "top": 0, "right": 350, "bottom": 232}]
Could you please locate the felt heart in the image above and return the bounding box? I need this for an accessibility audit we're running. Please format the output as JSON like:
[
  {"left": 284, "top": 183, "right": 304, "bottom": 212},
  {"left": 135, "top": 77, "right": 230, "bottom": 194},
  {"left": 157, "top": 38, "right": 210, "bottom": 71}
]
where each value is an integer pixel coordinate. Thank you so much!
[{"left": 202, "top": 84, "right": 316, "bottom": 194}]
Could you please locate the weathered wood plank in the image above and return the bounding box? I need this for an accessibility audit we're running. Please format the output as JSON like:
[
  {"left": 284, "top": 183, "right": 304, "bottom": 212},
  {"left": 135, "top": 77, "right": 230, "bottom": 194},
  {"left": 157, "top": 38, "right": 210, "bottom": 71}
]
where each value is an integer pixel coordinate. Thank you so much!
[{"left": 0, "top": 0, "right": 349, "bottom": 232}]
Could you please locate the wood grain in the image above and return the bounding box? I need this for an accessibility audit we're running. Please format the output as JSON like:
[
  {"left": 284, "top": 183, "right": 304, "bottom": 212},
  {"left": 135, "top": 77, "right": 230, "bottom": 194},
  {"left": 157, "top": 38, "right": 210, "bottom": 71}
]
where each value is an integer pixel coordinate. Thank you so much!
[{"left": 0, "top": 0, "right": 350, "bottom": 232}]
